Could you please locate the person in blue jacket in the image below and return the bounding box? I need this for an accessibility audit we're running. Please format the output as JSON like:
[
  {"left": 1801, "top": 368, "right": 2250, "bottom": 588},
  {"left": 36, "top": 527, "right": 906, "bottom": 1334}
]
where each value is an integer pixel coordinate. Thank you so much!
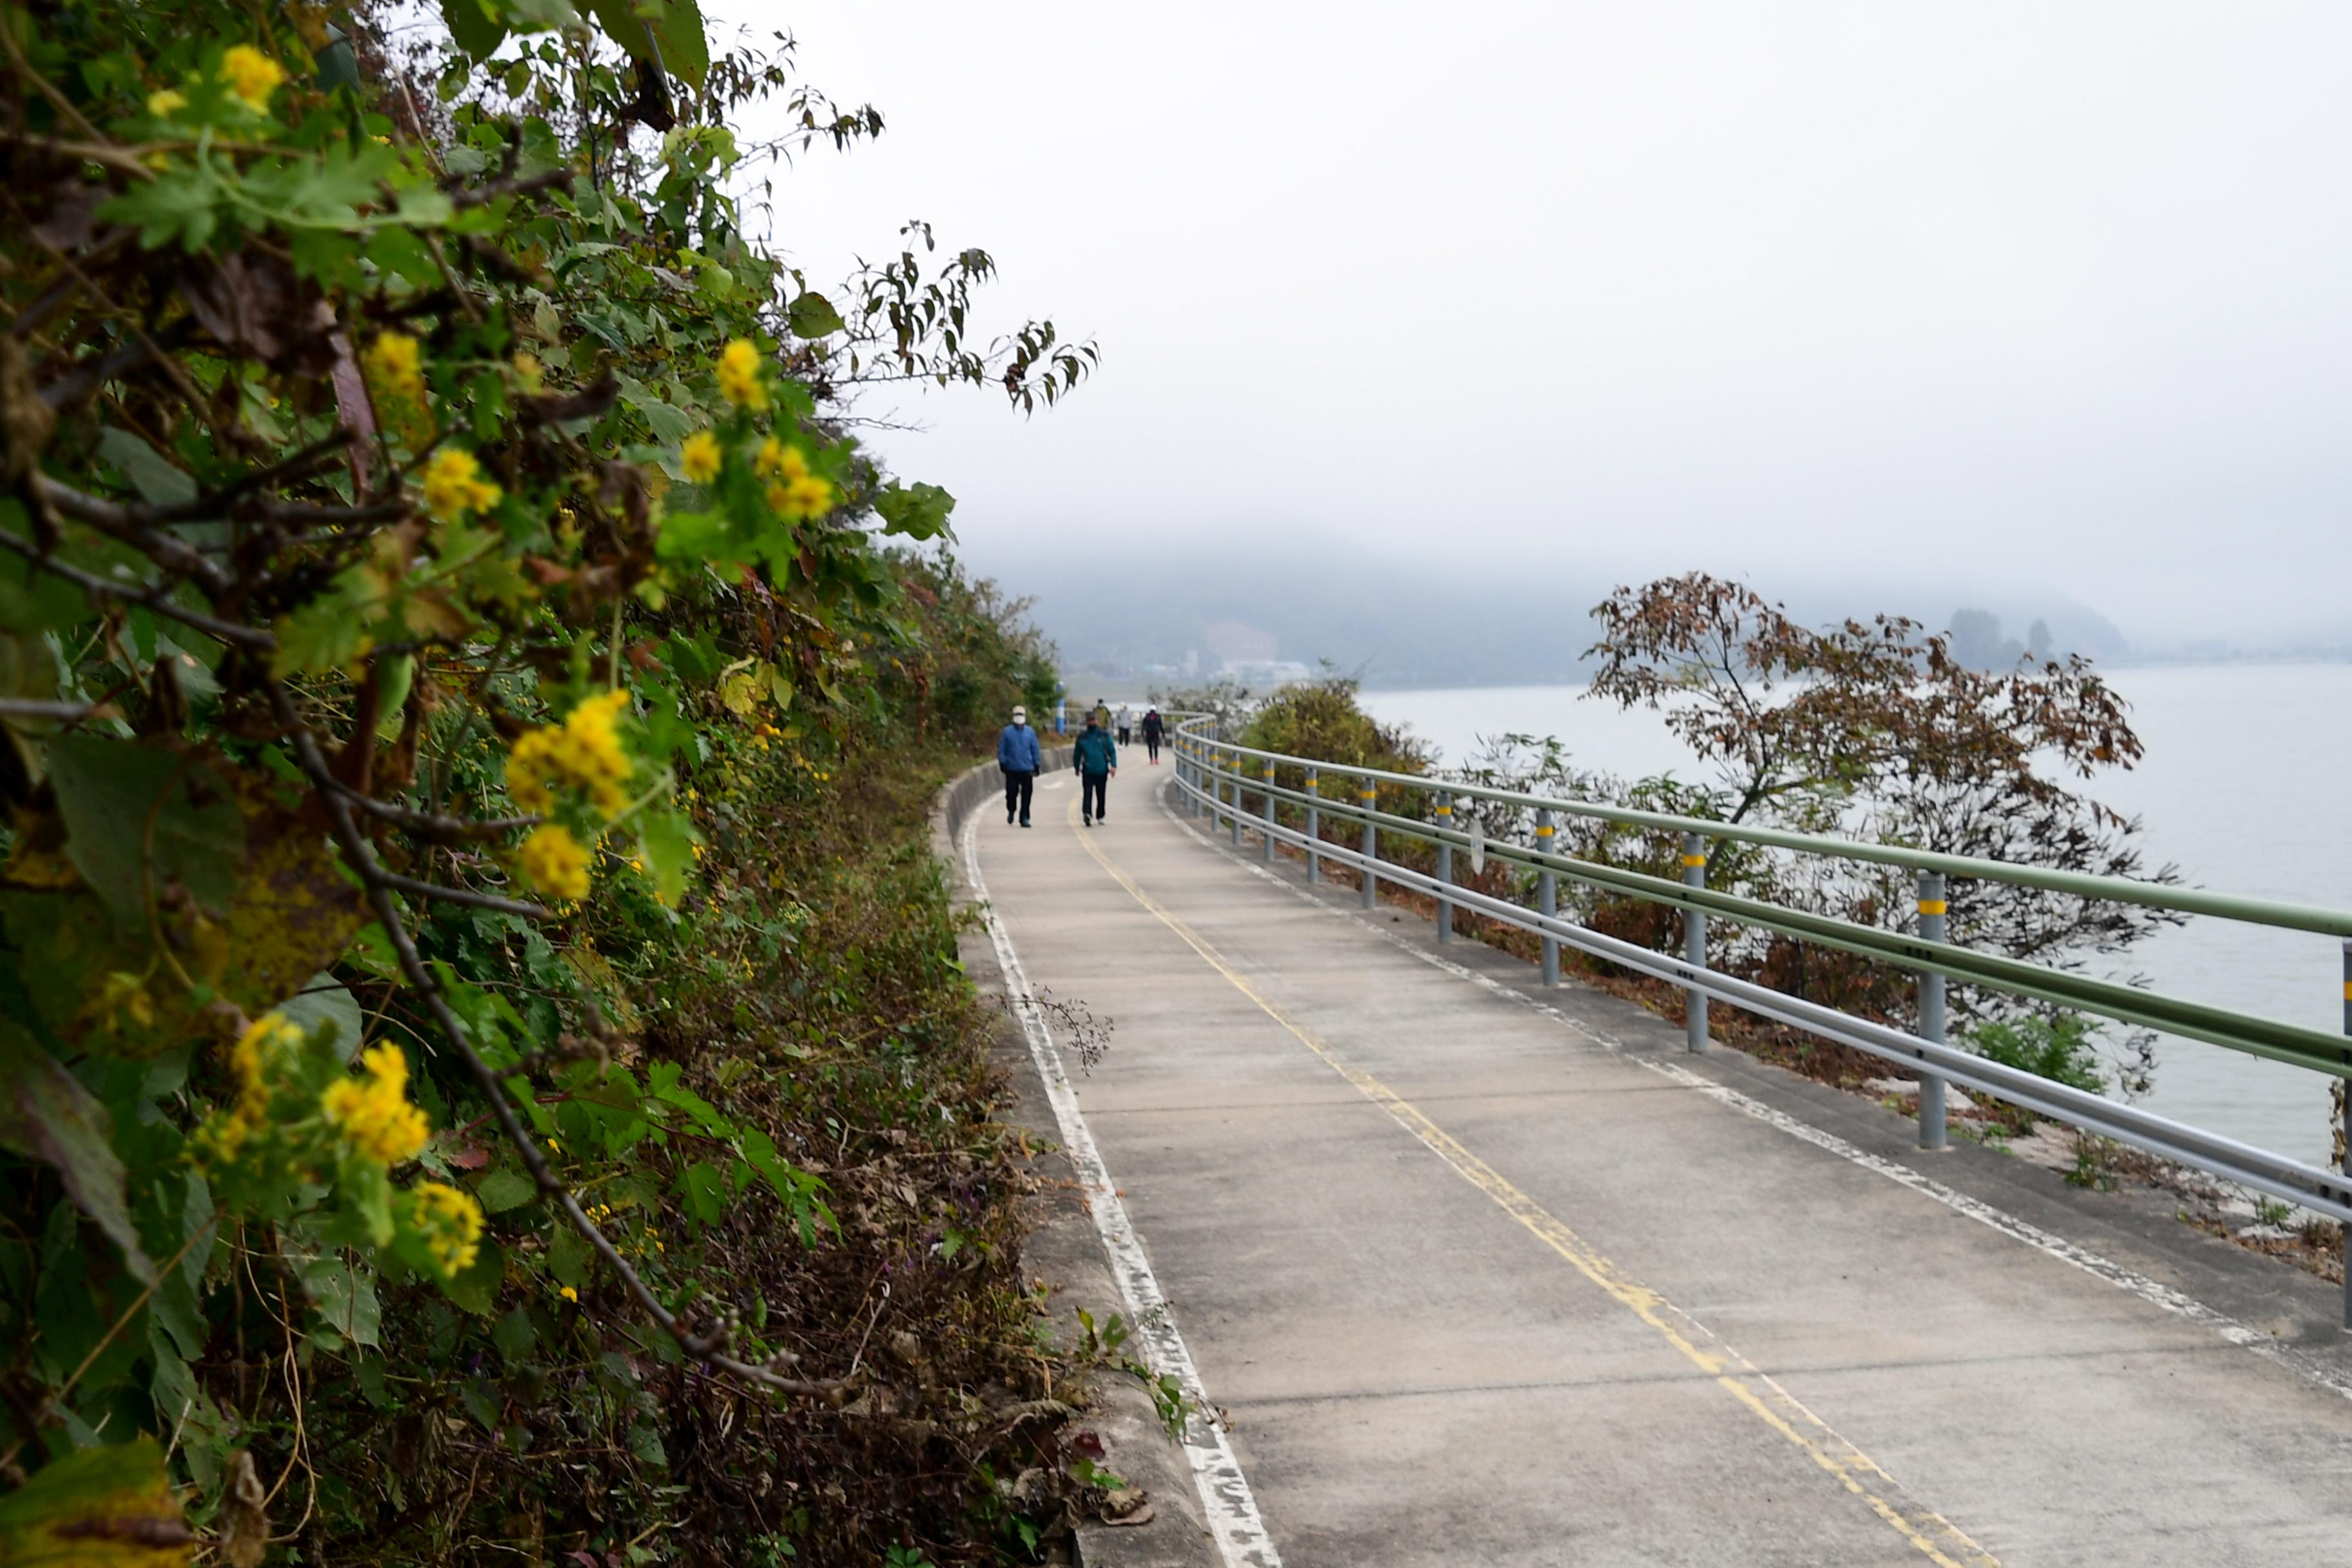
[
  {"left": 1073, "top": 711, "right": 1118, "bottom": 826},
  {"left": 997, "top": 705, "right": 1043, "bottom": 827}
]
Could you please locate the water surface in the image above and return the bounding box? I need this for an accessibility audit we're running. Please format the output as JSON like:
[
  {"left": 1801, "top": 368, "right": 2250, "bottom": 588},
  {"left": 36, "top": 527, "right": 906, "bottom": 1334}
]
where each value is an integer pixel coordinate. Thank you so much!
[{"left": 1362, "top": 665, "right": 2352, "bottom": 1166}]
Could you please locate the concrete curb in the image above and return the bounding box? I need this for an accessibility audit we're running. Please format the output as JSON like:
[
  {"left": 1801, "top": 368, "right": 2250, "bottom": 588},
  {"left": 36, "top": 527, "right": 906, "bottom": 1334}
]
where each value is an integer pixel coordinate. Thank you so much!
[{"left": 930, "top": 755, "right": 1223, "bottom": 1568}]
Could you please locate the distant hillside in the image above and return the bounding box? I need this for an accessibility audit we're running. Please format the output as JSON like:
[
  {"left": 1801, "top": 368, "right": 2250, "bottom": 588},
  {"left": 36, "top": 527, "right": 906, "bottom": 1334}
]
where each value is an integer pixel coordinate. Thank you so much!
[
  {"left": 961, "top": 534, "right": 2137, "bottom": 687},
  {"left": 964, "top": 541, "right": 1612, "bottom": 687}
]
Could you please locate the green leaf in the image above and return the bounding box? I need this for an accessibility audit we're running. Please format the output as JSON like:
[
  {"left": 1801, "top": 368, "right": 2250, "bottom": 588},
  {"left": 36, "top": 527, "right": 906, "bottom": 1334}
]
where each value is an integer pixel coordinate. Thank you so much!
[
  {"left": 547, "top": 1221, "right": 590, "bottom": 1288},
  {"left": 442, "top": 1235, "right": 504, "bottom": 1315},
  {"left": 786, "top": 290, "right": 845, "bottom": 339},
  {"left": 99, "top": 169, "right": 222, "bottom": 251},
  {"left": 0, "top": 1029, "right": 155, "bottom": 1283},
  {"left": 585, "top": 0, "right": 709, "bottom": 87},
  {"left": 47, "top": 736, "right": 244, "bottom": 932},
  {"left": 395, "top": 186, "right": 456, "bottom": 227},
  {"left": 239, "top": 144, "right": 398, "bottom": 230},
  {"left": 635, "top": 807, "right": 701, "bottom": 905},
  {"left": 279, "top": 973, "right": 362, "bottom": 1053},
  {"left": 619, "top": 377, "right": 696, "bottom": 442},
  {"left": 476, "top": 1169, "right": 538, "bottom": 1213},
  {"left": 96, "top": 428, "right": 198, "bottom": 507},
  {"left": 291, "top": 1243, "right": 382, "bottom": 1349},
  {"left": 678, "top": 1160, "right": 724, "bottom": 1225},
  {"left": 628, "top": 1420, "right": 668, "bottom": 1468},
  {"left": 0, "top": 1438, "right": 191, "bottom": 1565},
  {"left": 442, "top": 0, "right": 511, "bottom": 59},
  {"left": 492, "top": 1305, "right": 537, "bottom": 1362},
  {"left": 874, "top": 480, "right": 956, "bottom": 542},
  {"left": 373, "top": 653, "right": 416, "bottom": 740}
]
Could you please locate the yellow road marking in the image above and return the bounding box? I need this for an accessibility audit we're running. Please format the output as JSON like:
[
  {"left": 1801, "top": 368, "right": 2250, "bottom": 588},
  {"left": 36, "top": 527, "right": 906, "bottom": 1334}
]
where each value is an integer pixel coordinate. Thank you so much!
[{"left": 1065, "top": 792, "right": 1997, "bottom": 1567}]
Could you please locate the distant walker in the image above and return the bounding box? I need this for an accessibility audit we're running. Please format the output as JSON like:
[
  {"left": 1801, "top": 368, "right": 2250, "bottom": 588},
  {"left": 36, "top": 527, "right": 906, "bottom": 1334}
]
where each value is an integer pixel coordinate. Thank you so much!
[
  {"left": 997, "top": 705, "right": 1041, "bottom": 828},
  {"left": 1074, "top": 710, "right": 1119, "bottom": 826}
]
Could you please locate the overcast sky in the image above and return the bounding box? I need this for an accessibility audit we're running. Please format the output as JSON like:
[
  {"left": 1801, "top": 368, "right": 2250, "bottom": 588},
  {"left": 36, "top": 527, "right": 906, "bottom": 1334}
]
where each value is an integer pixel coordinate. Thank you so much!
[{"left": 720, "top": 3, "right": 2352, "bottom": 646}]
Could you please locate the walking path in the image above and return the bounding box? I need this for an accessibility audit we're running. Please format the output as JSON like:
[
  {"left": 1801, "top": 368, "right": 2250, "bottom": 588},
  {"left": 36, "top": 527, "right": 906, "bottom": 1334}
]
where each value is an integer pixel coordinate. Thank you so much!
[{"left": 968, "top": 770, "right": 2352, "bottom": 1567}]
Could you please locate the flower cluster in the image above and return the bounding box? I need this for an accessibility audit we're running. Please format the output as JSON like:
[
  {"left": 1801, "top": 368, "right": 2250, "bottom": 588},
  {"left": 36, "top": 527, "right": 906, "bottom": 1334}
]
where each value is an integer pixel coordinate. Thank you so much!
[
  {"left": 756, "top": 437, "right": 835, "bottom": 521},
  {"left": 716, "top": 338, "right": 768, "bottom": 410},
  {"left": 405, "top": 1181, "right": 485, "bottom": 1277},
  {"left": 364, "top": 331, "right": 423, "bottom": 401},
  {"left": 219, "top": 44, "right": 285, "bottom": 112},
  {"left": 422, "top": 447, "right": 501, "bottom": 521},
  {"left": 507, "top": 690, "right": 634, "bottom": 816},
  {"left": 518, "top": 823, "right": 591, "bottom": 901},
  {"left": 192, "top": 1012, "right": 304, "bottom": 1166},
  {"left": 321, "top": 1045, "right": 431, "bottom": 1164},
  {"left": 681, "top": 430, "right": 722, "bottom": 484}
]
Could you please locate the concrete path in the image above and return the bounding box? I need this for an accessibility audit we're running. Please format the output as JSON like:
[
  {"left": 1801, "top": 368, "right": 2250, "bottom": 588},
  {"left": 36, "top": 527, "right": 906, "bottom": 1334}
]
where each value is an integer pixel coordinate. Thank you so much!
[{"left": 973, "top": 769, "right": 2352, "bottom": 1567}]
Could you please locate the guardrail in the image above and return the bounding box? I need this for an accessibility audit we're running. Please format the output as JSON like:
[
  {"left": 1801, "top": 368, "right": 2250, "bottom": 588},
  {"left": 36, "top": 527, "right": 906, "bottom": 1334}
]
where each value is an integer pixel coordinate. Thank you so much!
[{"left": 1164, "top": 715, "right": 2352, "bottom": 1322}]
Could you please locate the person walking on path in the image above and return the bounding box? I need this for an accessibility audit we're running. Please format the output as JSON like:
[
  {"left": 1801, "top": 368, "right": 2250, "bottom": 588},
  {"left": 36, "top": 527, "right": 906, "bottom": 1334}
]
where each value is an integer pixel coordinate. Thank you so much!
[
  {"left": 998, "top": 705, "right": 1042, "bottom": 827},
  {"left": 1073, "top": 712, "right": 1118, "bottom": 826},
  {"left": 1141, "top": 707, "right": 1164, "bottom": 763},
  {"left": 1091, "top": 697, "right": 1113, "bottom": 734},
  {"left": 1115, "top": 703, "right": 1133, "bottom": 747}
]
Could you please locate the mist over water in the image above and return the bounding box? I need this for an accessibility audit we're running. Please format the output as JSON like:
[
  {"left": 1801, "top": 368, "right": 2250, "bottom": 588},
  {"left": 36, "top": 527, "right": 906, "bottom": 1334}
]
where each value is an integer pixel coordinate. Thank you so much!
[{"left": 1362, "top": 664, "right": 2352, "bottom": 1168}]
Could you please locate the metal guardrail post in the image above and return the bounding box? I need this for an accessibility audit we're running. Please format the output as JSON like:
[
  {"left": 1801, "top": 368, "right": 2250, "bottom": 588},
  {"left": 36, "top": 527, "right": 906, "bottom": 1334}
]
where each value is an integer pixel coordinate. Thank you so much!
[
  {"left": 1227, "top": 756, "right": 1242, "bottom": 845},
  {"left": 1536, "top": 809, "right": 1559, "bottom": 986},
  {"left": 1262, "top": 762, "right": 1278, "bottom": 863},
  {"left": 1435, "top": 792, "right": 1453, "bottom": 943},
  {"left": 1360, "top": 783, "right": 1378, "bottom": 910},
  {"left": 1683, "top": 832, "right": 1709, "bottom": 1052},
  {"left": 1917, "top": 871, "right": 1950, "bottom": 1151},
  {"left": 1304, "top": 771, "right": 1320, "bottom": 883}
]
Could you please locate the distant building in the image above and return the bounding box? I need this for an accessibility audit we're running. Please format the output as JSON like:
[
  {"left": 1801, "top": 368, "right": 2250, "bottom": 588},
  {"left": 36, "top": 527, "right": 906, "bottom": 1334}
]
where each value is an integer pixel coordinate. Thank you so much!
[
  {"left": 1221, "top": 658, "right": 1313, "bottom": 687},
  {"left": 1202, "top": 620, "right": 1279, "bottom": 666}
]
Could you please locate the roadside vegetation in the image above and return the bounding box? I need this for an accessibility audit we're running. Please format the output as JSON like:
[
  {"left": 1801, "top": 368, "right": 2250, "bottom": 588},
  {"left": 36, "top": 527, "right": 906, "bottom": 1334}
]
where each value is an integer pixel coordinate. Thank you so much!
[
  {"left": 1163, "top": 577, "right": 2172, "bottom": 1117},
  {"left": 0, "top": 2, "right": 1104, "bottom": 1562}
]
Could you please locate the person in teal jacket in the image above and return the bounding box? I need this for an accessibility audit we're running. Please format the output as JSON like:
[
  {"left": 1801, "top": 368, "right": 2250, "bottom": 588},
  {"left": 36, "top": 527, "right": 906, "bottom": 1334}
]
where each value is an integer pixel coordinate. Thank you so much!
[{"left": 1073, "top": 714, "right": 1118, "bottom": 826}]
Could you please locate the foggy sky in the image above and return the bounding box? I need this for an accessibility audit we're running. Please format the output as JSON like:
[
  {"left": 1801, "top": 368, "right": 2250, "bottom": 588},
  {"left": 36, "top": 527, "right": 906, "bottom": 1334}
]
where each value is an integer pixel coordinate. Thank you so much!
[{"left": 724, "top": 3, "right": 2352, "bottom": 649}]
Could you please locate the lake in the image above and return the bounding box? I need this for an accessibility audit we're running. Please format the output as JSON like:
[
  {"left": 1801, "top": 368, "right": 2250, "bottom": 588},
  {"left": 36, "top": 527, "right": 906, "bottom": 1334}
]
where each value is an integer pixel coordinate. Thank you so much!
[{"left": 1362, "top": 664, "right": 2352, "bottom": 1169}]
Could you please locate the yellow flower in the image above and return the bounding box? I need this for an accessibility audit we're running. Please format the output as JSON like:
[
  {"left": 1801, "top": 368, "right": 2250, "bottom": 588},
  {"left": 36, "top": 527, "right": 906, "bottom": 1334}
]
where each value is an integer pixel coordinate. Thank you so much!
[
  {"left": 512, "top": 351, "right": 544, "bottom": 392},
  {"left": 196, "top": 1011, "right": 304, "bottom": 1164},
  {"left": 421, "top": 447, "right": 502, "bottom": 520},
  {"left": 518, "top": 823, "right": 591, "bottom": 901},
  {"left": 406, "top": 1182, "right": 484, "bottom": 1277},
  {"left": 754, "top": 437, "right": 810, "bottom": 482},
  {"left": 765, "top": 471, "right": 836, "bottom": 522},
  {"left": 219, "top": 45, "right": 286, "bottom": 112},
  {"left": 716, "top": 338, "right": 767, "bottom": 410},
  {"left": 560, "top": 1285, "right": 578, "bottom": 1302},
  {"left": 146, "top": 88, "right": 188, "bottom": 117},
  {"left": 681, "top": 430, "right": 722, "bottom": 484},
  {"left": 322, "top": 1045, "right": 431, "bottom": 1164},
  {"left": 364, "top": 331, "right": 427, "bottom": 415},
  {"left": 506, "top": 690, "right": 632, "bottom": 817},
  {"left": 366, "top": 331, "right": 422, "bottom": 387}
]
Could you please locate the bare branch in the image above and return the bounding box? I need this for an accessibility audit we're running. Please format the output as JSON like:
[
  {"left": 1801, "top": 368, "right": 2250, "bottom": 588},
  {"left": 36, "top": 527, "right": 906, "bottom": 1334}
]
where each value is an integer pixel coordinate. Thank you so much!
[{"left": 0, "top": 525, "right": 274, "bottom": 650}]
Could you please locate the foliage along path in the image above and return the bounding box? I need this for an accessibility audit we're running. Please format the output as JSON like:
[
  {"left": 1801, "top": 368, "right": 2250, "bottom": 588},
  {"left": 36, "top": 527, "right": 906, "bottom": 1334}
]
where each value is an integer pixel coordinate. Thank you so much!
[{"left": 977, "top": 769, "right": 2352, "bottom": 1567}]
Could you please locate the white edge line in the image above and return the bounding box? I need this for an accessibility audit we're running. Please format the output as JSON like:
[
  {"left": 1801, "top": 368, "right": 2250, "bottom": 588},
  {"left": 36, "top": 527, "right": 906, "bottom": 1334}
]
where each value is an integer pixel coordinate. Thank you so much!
[
  {"left": 1155, "top": 780, "right": 2352, "bottom": 1406},
  {"left": 961, "top": 812, "right": 1283, "bottom": 1568}
]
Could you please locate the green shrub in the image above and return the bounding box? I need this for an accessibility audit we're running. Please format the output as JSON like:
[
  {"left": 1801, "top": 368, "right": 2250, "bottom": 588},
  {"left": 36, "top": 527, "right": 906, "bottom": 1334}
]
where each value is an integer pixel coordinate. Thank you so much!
[{"left": 1966, "top": 1014, "right": 2108, "bottom": 1095}]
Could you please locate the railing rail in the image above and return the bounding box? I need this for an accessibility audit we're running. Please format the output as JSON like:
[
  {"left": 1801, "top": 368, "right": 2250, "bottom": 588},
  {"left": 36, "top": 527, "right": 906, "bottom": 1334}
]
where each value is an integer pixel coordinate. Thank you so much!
[{"left": 1161, "top": 714, "right": 2352, "bottom": 1319}]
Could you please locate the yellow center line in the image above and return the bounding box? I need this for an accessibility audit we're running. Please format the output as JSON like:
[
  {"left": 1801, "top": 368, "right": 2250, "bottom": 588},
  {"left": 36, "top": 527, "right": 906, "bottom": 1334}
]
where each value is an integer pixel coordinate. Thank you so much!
[{"left": 1066, "top": 792, "right": 1997, "bottom": 1567}]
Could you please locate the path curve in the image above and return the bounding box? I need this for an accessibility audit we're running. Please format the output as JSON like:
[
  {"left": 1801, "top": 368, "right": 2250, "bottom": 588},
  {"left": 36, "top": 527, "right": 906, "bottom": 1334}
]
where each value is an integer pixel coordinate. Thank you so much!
[{"left": 975, "top": 767, "right": 2352, "bottom": 1567}]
